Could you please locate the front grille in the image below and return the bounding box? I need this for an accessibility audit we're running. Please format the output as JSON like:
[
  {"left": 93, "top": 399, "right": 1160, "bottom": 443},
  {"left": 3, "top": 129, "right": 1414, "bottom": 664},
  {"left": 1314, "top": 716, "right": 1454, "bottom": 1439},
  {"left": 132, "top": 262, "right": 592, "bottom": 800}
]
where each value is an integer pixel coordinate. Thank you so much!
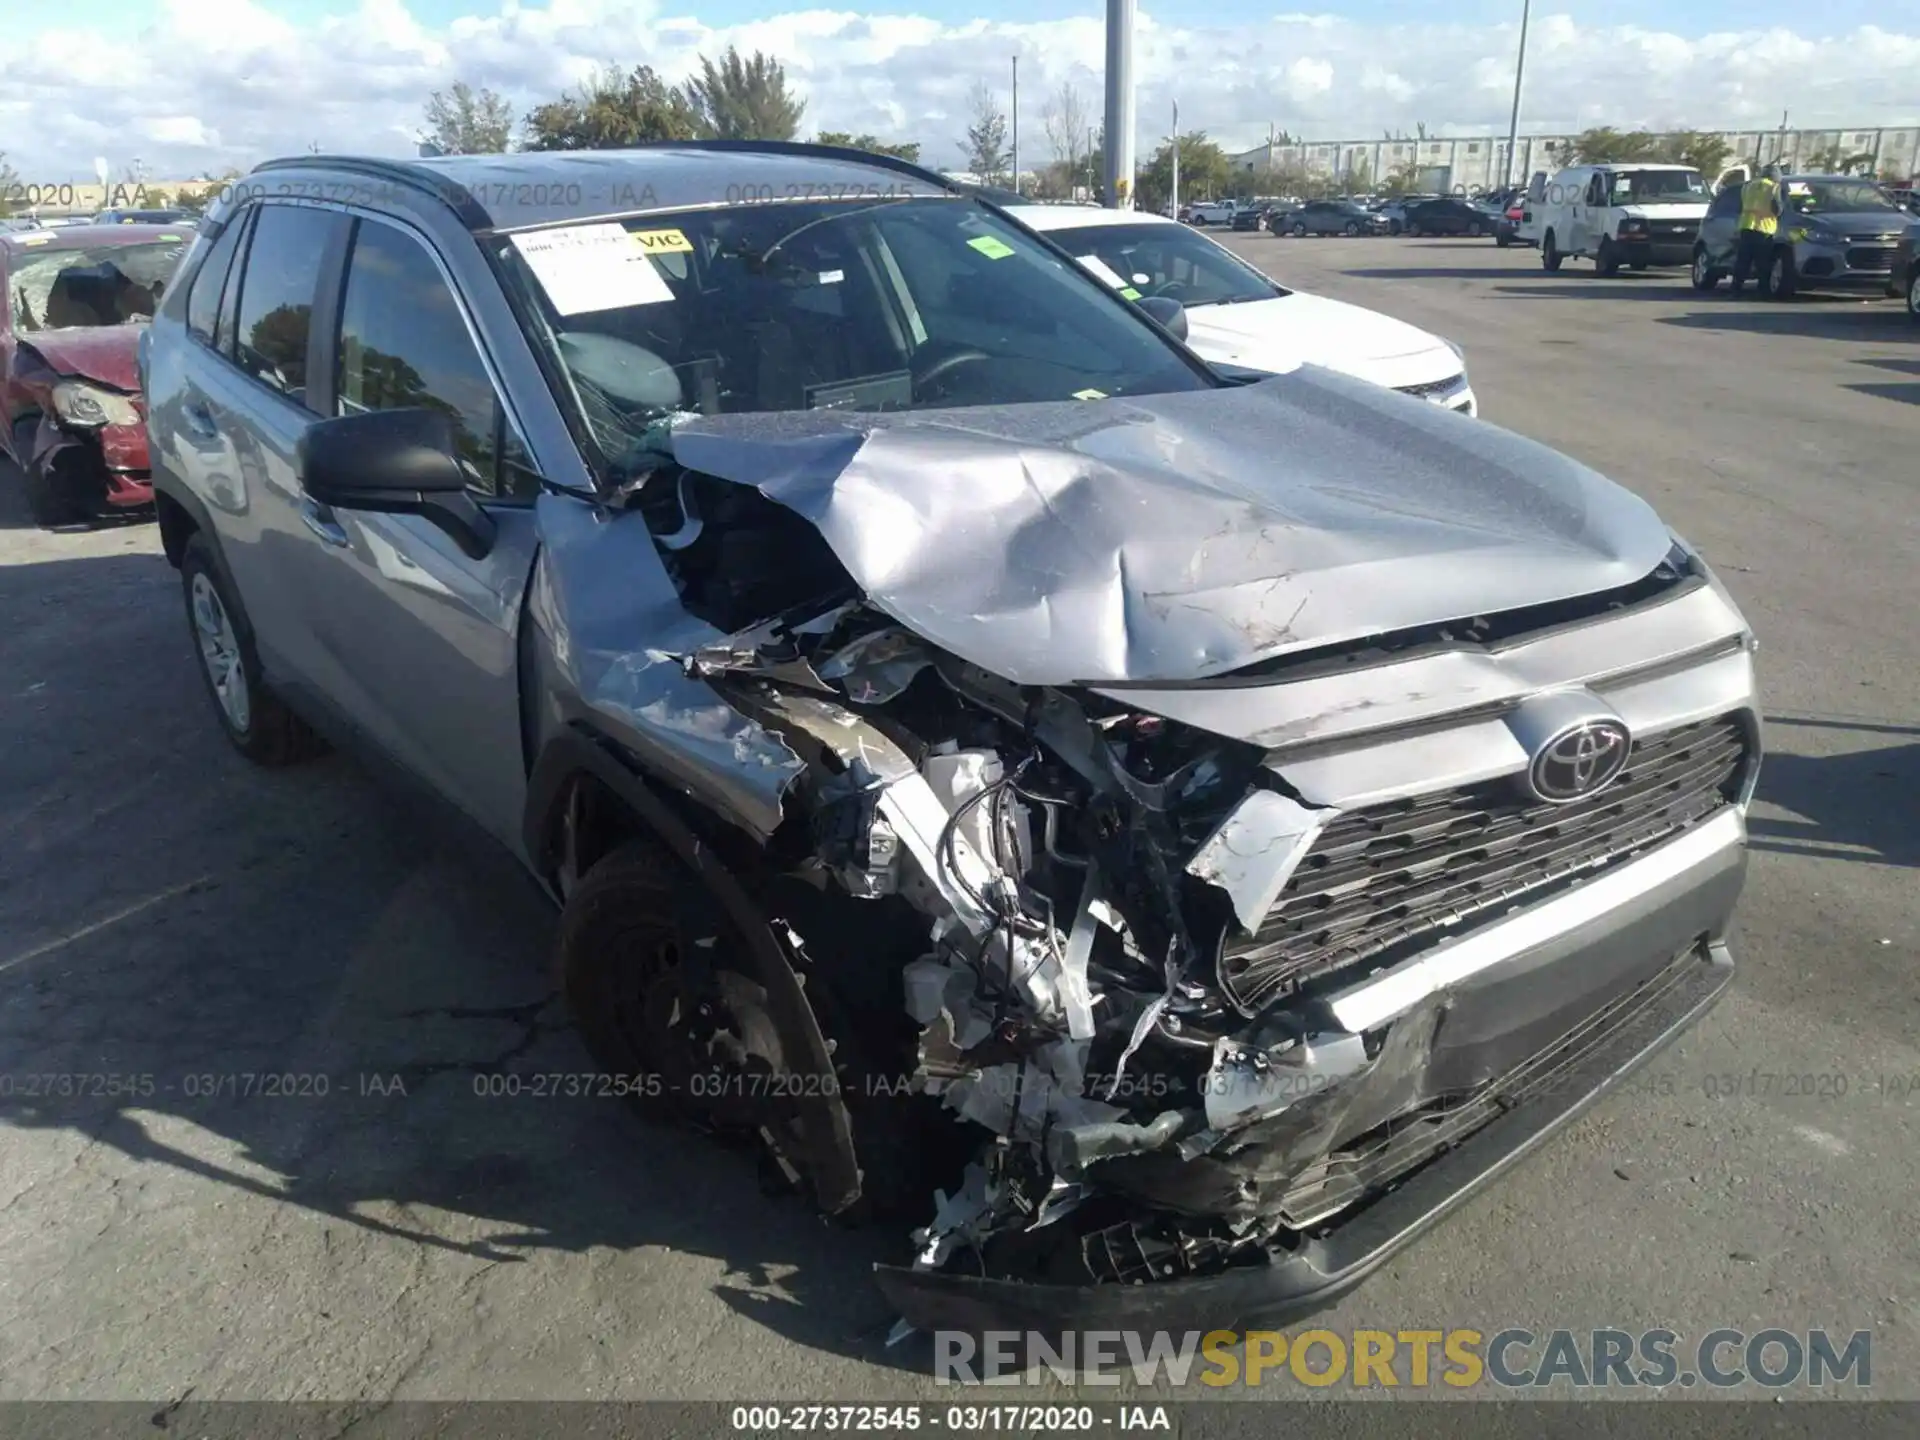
[
  {"left": 1846, "top": 246, "right": 1896, "bottom": 272},
  {"left": 1217, "top": 714, "right": 1749, "bottom": 1013},
  {"left": 1394, "top": 373, "right": 1469, "bottom": 405}
]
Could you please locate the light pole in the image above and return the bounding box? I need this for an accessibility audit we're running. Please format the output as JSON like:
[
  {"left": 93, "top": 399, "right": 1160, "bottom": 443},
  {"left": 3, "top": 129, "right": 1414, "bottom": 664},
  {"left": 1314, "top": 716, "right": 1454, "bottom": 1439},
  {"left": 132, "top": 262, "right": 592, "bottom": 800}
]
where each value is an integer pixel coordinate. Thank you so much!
[
  {"left": 1103, "top": 0, "right": 1136, "bottom": 207},
  {"left": 1010, "top": 56, "right": 1020, "bottom": 194},
  {"left": 1502, "top": 0, "right": 1531, "bottom": 191},
  {"left": 1169, "top": 100, "right": 1179, "bottom": 217}
]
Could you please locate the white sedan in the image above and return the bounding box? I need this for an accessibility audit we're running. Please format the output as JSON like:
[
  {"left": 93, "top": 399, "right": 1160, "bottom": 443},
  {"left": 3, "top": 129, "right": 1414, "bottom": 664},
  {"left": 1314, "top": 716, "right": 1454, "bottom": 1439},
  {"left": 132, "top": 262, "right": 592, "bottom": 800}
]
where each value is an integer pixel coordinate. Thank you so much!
[{"left": 1010, "top": 205, "right": 1477, "bottom": 417}]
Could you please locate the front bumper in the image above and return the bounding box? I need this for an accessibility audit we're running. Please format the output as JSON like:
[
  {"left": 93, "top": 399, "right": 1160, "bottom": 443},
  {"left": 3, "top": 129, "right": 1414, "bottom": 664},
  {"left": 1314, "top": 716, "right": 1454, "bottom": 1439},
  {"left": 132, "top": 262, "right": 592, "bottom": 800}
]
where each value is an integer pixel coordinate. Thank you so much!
[
  {"left": 875, "top": 809, "right": 1745, "bottom": 1333},
  {"left": 1618, "top": 237, "right": 1695, "bottom": 267},
  {"left": 1792, "top": 241, "right": 1900, "bottom": 290}
]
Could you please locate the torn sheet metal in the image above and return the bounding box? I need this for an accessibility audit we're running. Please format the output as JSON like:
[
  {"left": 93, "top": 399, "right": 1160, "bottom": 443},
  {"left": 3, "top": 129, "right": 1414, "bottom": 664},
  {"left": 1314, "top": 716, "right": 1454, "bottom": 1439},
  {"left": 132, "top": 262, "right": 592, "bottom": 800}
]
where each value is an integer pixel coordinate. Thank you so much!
[
  {"left": 530, "top": 493, "right": 806, "bottom": 838},
  {"left": 664, "top": 373, "right": 1671, "bottom": 687},
  {"left": 1186, "top": 787, "right": 1333, "bottom": 934},
  {"left": 1202, "top": 1028, "right": 1370, "bottom": 1132},
  {"left": 815, "top": 625, "right": 932, "bottom": 704}
]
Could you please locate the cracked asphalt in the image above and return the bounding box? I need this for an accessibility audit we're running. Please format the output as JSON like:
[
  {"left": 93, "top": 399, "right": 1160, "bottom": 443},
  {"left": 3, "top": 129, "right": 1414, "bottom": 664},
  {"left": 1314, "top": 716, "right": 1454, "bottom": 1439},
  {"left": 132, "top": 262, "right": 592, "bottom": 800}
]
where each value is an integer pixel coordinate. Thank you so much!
[{"left": 1, "top": 237, "right": 1915, "bottom": 1403}]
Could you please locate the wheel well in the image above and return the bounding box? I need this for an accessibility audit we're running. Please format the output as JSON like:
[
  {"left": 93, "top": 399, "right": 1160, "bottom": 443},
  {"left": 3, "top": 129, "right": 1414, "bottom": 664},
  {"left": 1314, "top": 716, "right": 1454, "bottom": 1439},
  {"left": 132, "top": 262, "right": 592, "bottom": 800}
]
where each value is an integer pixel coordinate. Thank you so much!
[{"left": 154, "top": 491, "right": 197, "bottom": 569}]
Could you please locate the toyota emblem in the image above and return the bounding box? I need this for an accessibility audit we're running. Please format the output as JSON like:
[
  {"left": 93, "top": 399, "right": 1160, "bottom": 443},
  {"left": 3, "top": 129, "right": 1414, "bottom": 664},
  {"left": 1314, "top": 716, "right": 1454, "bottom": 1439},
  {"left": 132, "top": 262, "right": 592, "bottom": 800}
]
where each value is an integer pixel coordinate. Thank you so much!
[{"left": 1527, "top": 719, "right": 1632, "bottom": 803}]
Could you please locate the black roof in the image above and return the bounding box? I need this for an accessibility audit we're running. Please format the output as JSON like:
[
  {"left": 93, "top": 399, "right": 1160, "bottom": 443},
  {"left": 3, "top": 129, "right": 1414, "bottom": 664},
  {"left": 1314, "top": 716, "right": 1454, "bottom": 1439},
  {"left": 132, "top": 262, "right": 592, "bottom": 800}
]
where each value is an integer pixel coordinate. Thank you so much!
[{"left": 251, "top": 141, "right": 968, "bottom": 233}]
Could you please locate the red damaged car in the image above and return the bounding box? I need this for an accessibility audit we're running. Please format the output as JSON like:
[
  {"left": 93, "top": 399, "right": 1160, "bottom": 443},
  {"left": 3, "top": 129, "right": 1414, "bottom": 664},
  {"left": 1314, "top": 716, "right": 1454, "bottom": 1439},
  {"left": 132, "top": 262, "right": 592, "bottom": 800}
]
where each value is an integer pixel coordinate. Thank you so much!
[{"left": 1, "top": 224, "right": 189, "bottom": 526}]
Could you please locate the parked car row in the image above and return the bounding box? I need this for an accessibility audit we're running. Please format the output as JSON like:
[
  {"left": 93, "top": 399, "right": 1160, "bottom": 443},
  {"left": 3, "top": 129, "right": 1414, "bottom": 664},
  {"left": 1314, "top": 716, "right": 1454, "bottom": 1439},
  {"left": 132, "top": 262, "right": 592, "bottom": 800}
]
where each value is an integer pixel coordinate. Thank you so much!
[
  {"left": 1505, "top": 161, "right": 1920, "bottom": 315},
  {"left": 12, "top": 140, "right": 1767, "bottom": 1342}
]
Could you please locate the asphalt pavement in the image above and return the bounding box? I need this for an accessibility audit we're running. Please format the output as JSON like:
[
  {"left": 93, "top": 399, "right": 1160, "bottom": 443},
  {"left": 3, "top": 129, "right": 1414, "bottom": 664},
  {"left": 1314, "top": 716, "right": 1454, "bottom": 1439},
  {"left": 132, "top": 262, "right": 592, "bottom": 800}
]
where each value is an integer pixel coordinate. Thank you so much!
[{"left": 1, "top": 236, "right": 1915, "bottom": 1404}]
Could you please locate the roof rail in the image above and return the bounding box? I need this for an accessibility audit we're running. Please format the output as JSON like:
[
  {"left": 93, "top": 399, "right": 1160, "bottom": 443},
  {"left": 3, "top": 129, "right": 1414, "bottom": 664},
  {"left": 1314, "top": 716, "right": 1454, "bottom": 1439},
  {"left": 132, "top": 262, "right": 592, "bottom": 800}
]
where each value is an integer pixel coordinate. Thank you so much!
[
  {"left": 250, "top": 155, "right": 495, "bottom": 228},
  {"left": 620, "top": 138, "right": 965, "bottom": 196}
]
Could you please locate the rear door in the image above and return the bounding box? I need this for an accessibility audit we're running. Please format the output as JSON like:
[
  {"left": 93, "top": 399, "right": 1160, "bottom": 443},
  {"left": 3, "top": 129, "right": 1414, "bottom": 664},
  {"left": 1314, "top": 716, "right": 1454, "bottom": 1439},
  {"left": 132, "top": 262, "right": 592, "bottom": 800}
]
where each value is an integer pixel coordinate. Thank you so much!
[
  {"left": 286, "top": 211, "right": 544, "bottom": 847},
  {"left": 1702, "top": 181, "right": 1743, "bottom": 266},
  {"left": 166, "top": 202, "right": 350, "bottom": 685},
  {"left": 1570, "top": 170, "right": 1605, "bottom": 253}
]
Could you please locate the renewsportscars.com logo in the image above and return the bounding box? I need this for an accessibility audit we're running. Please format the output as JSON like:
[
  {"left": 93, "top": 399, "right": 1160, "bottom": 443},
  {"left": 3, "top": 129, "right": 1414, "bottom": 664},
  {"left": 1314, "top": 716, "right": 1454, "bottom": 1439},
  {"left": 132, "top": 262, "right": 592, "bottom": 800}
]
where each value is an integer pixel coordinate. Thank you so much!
[{"left": 934, "top": 1328, "right": 1873, "bottom": 1390}]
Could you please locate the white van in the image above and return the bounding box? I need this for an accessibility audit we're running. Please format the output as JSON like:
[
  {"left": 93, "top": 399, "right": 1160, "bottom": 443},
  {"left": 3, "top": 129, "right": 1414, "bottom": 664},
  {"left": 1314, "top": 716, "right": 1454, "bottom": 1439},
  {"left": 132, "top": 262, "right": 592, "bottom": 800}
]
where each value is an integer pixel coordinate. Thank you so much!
[{"left": 1521, "top": 162, "right": 1712, "bottom": 274}]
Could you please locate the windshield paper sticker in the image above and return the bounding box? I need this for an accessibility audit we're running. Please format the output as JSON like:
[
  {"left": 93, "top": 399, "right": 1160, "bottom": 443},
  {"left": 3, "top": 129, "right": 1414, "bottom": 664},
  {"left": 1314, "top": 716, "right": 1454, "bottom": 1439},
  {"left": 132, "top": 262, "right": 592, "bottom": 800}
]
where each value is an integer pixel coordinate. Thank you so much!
[
  {"left": 967, "top": 235, "right": 1016, "bottom": 260},
  {"left": 1073, "top": 388, "right": 1108, "bottom": 400},
  {"left": 510, "top": 223, "right": 674, "bottom": 313},
  {"left": 1076, "top": 254, "right": 1128, "bottom": 288},
  {"left": 1119, "top": 286, "right": 1142, "bottom": 300},
  {"left": 632, "top": 227, "right": 693, "bottom": 254}
]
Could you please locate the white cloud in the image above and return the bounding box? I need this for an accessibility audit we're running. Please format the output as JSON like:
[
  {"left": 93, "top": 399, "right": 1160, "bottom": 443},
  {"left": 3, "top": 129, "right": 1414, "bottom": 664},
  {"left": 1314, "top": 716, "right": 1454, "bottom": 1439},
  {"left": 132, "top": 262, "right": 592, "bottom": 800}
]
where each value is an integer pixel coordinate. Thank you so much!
[{"left": 2, "top": 0, "right": 1917, "bottom": 178}]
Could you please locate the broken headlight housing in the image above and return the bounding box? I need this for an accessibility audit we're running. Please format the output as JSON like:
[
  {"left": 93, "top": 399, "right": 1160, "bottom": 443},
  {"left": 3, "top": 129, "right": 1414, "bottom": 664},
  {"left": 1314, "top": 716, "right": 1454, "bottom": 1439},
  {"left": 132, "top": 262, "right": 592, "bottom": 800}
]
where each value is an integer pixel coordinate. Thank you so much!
[{"left": 51, "top": 380, "right": 140, "bottom": 429}]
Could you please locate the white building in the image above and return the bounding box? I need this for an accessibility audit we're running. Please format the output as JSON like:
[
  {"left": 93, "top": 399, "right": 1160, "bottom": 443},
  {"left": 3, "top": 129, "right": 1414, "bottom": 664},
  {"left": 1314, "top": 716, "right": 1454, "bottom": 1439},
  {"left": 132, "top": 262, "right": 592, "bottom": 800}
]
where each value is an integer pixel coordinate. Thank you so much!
[{"left": 1226, "top": 124, "right": 1920, "bottom": 195}]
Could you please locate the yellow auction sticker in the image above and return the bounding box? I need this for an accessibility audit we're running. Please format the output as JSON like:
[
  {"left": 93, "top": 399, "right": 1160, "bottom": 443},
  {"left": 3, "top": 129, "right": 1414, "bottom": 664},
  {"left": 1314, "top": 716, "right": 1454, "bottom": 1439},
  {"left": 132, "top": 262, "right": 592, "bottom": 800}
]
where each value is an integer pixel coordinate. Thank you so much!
[
  {"left": 1119, "top": 286, "right": 1142, "bottom": 299},
  {"left": 631, "top": 228, "right": 693, "bottom": 254},
  {"left": 967, "top": 235, "right": 1016, "bottom": 260},
  {"left": 1073, "top": 388, "right": 1108, "bottom": 400}
]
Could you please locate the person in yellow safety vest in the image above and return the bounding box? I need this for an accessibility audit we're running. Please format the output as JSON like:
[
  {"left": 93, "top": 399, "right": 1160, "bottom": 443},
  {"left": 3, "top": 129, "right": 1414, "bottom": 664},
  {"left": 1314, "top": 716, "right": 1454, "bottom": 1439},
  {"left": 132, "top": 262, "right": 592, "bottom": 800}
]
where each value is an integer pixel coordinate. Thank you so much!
[{"left": 1731, "top": 163, "right": 1784, "bottom": 296}]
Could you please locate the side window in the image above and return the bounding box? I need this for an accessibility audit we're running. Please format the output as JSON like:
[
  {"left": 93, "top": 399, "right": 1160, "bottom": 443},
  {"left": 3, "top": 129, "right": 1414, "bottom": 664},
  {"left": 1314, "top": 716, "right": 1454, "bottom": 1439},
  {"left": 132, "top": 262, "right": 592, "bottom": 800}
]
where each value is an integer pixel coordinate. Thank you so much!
[
  {"left": 1709, "top": 185, "right": 1742, "bottom": 219},
  {"left": 1586, "top": 174, "right": 1608, "bottom": 206},
  {"left": 185, "top": 215, "right": 245, "bottom": 345},
  {"left": 334, "top": 217, "right": 529, "bottom": 498},
  {"left": 214, "top": 208, "right": 253, "bottom": 358},
  {"left": 232, "top": 204, "right": 338, "bottom": 406}
]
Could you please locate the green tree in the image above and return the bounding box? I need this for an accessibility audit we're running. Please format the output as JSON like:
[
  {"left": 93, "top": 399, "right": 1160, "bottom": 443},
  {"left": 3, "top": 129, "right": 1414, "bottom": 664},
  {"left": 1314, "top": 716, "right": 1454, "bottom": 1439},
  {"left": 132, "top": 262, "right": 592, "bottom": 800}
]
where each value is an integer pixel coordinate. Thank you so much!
[
  {"left": 1571, "top": 127, "right": 1660, "bottom": 163},
  {"left": 523, "top": 65, "right": 702, "bottom": 150},
  {"left": 0, "top": 150, "right": 17, "bottom": 215},
  {"left": 1803, "top": 144, "right": 1876, "bottom": 175},
  {"left": 682, "top": 48, "right": 805, "bottom": 141},
  {"left": 1137, "top": 132, "right": 1230, "bottom": 213},
  {"left": 960, "top": 81, "right": 1011, "bottom": 185},
  {"left": 814, "top": 131, "right": 921, "bottom": 163},
  {"left": 423, "top": 81, "right": 515, "bottom": 155},
  {"left": 1655, "top": 130, "right": 1731, "bottom": 178}
]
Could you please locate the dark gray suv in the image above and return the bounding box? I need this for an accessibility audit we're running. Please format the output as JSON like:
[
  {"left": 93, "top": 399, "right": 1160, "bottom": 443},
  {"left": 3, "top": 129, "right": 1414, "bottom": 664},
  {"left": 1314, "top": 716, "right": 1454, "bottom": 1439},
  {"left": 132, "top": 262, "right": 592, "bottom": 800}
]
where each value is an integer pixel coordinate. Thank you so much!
[{"left": 142, "top": 142, "right": 1760, "bottom": 1335}]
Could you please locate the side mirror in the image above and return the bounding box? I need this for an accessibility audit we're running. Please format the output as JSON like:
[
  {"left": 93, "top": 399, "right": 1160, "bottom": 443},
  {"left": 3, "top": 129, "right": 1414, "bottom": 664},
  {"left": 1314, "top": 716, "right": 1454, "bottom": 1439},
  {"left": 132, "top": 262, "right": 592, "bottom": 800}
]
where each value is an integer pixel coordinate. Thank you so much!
[
  {"left": 1135, "top": 294, "right": 1189, "bottom": 342},
  {"left": 297, "top": 407, "right": 497, "bottom": 560}
]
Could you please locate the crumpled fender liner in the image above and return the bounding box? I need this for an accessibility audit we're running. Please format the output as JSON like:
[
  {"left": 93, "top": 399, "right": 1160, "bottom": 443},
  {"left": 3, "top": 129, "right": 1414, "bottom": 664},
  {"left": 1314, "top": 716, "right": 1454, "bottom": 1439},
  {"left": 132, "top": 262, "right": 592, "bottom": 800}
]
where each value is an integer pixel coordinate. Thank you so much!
[
  {"left": 525, "top": 726, "right": 864, "bottom": 1213},
  {"left": 876, "top": 940, "right": 1732, "bottom": 1333}
]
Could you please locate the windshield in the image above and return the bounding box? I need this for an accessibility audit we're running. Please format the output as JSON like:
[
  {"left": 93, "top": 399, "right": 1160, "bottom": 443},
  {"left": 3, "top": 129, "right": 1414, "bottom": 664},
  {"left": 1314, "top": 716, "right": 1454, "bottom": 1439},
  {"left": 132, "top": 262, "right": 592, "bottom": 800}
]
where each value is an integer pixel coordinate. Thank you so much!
[
  {"left": 1611, "top": 169, "right": 1708, "bottom": 203},
  {"left": 1058, "top": 220, "right": 1284, "bottom": 308},
  {"left": 1784, "top": 180, "right": 1901, "bottom": 215},
  {"left": 498, "top": 197, "right": 1212, "bottom": 467},
  {"left": 8, "top": 239, "right": 188, "bottom": 332}
]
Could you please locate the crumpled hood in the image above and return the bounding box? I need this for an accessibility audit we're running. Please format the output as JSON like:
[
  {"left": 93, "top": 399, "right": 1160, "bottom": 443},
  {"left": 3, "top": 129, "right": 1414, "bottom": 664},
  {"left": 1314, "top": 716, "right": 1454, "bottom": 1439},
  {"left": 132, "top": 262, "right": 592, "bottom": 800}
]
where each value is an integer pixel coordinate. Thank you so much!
[
  {"left": 667, "top": 369, "right": 1673, "bottom": 686},
  {"left": 1185, "top": 292, "right": 1458, "bottom": 387},
  {"left": 18, "top": 326, "right": 144, "bottom": 392}
]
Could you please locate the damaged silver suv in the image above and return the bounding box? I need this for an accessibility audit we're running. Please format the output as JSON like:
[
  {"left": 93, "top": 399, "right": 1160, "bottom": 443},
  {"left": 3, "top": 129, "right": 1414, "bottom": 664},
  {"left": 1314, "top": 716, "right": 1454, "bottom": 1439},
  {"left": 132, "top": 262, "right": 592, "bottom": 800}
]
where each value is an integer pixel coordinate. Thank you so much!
[{"left": 144, "top": 143, "right": 1761, "bottom": 1333}]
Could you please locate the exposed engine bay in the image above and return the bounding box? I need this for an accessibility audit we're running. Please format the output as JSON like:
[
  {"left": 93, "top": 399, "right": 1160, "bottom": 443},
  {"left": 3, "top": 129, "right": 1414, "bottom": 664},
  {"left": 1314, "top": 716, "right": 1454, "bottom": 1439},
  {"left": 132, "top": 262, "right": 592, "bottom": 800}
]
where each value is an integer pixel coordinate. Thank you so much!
[{"left": 624, "top": 464, "right": 1508, "bottom": 1313}]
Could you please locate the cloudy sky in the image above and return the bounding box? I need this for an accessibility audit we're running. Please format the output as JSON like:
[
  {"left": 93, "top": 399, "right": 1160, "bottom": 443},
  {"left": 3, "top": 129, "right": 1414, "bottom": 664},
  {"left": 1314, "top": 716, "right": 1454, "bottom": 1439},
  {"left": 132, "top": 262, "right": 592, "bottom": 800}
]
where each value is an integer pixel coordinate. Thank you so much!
[{"left": 4, "top": 0, "right": 1917, "bottom": 180}]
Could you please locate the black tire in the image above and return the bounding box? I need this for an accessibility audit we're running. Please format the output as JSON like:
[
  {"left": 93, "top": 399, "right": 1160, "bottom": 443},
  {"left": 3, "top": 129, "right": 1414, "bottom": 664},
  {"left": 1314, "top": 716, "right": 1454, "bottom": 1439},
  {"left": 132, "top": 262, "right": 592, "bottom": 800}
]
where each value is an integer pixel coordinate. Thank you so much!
[
  {"left": 1542, "top": 231, "right": 1564, "bottom": 271},
  {"left": 1765, "top": 250, "right": 1797, "bottom": 300},
  {"left": 1596, "top": 238, "right": 1621, "bottom": 276},
  {"left": 1496, "top": 230, "right": 1512, "bottom": 248},
  {"left": 1907, "top": 268, "right": 1920, "bottom": 320},
  {"left": 1471, "top": 222, "right": 1485, "bottom": 237},
  {"left": 180, "top": 532, "right": 326, "bottom": 766},
  {"left": 1290, "top": 221, "right": 1306, "bottom": 237},
  {"left": 1343, "top": 221, "right": 1359, "bottom": 236},
  {"left": 1630, "top": 260, "right": 1648, "bottom": 271},
  {"left": 1389, "top": 220, "right": 1403, "bottom": 236},
  {"left": 1691, "top": 245, "right": 1722, "bottom": 291},
  {"left": 13, "top": 419, "right": 87, "bottom": 528},
  {"left": 1408, "top": 223, "right": 1423, "bottom": 237}
]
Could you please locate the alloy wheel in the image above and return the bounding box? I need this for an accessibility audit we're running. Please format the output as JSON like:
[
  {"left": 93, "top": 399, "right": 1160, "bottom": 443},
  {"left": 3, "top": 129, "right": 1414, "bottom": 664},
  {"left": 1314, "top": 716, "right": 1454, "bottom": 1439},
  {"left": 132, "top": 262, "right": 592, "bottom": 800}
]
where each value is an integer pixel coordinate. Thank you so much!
[
  {"left": 1909, "top": 270, "right": 1920, "bottom": 318},
  {"left": 190, "top": 571, "right": 251, "bottom": 734}
]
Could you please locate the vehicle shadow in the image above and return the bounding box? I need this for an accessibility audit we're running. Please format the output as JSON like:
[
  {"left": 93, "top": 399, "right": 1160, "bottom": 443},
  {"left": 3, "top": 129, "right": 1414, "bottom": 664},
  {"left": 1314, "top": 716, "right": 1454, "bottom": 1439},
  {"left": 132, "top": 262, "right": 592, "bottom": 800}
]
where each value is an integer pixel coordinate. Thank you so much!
[
  {"left": 1657, "top": 301, "right": 1912, "bottom": 341},
  {"left": 1487, "top": 278, "right": 1692, "bottom": 301},
  {"left": 1846, "top": 355, "right": 1920, "bottom": 407},
  {"left": 0, "top": 550, "right": 930, "bottom": 1377},
  {"left": 1749, "top": 714, "right": 1920, "bottom": 869}
]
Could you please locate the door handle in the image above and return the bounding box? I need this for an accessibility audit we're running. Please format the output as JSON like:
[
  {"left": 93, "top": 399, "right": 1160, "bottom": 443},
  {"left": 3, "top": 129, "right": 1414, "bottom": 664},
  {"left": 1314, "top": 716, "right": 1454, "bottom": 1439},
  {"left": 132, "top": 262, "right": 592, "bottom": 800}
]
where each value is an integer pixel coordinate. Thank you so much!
[{"left": 299, "top": 496, "right": 351, "bottom": 548}]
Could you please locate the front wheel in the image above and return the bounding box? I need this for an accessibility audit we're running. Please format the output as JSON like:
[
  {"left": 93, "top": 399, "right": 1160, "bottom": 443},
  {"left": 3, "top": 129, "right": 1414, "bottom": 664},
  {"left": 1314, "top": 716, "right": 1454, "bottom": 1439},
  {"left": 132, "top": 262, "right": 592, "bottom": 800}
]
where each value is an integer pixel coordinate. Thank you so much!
[
  {"left": 1496, "top": 230, "right": 1512, "bottom": 248},
  {"left": 1907, "top": 268, "right": 1920, "bottom": 319},
  {"left": 1596, "top": 238, "right": 1621, "bottom": 276},
  {"left": 1691, "top": 246, "right": 1722, "bottom": 291},
  {"left": 1764, "top": 250, "right": 1798, "bottom": 300},
  {"left": 1343, "top": 221, "right": 1359, "bottom": 236},
  {"left": 1290, "top": 221, "right": 1306, "bottom": 237},
  {"left": 1542, "top": 231, "right": 1564, "bottom": 271}
]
